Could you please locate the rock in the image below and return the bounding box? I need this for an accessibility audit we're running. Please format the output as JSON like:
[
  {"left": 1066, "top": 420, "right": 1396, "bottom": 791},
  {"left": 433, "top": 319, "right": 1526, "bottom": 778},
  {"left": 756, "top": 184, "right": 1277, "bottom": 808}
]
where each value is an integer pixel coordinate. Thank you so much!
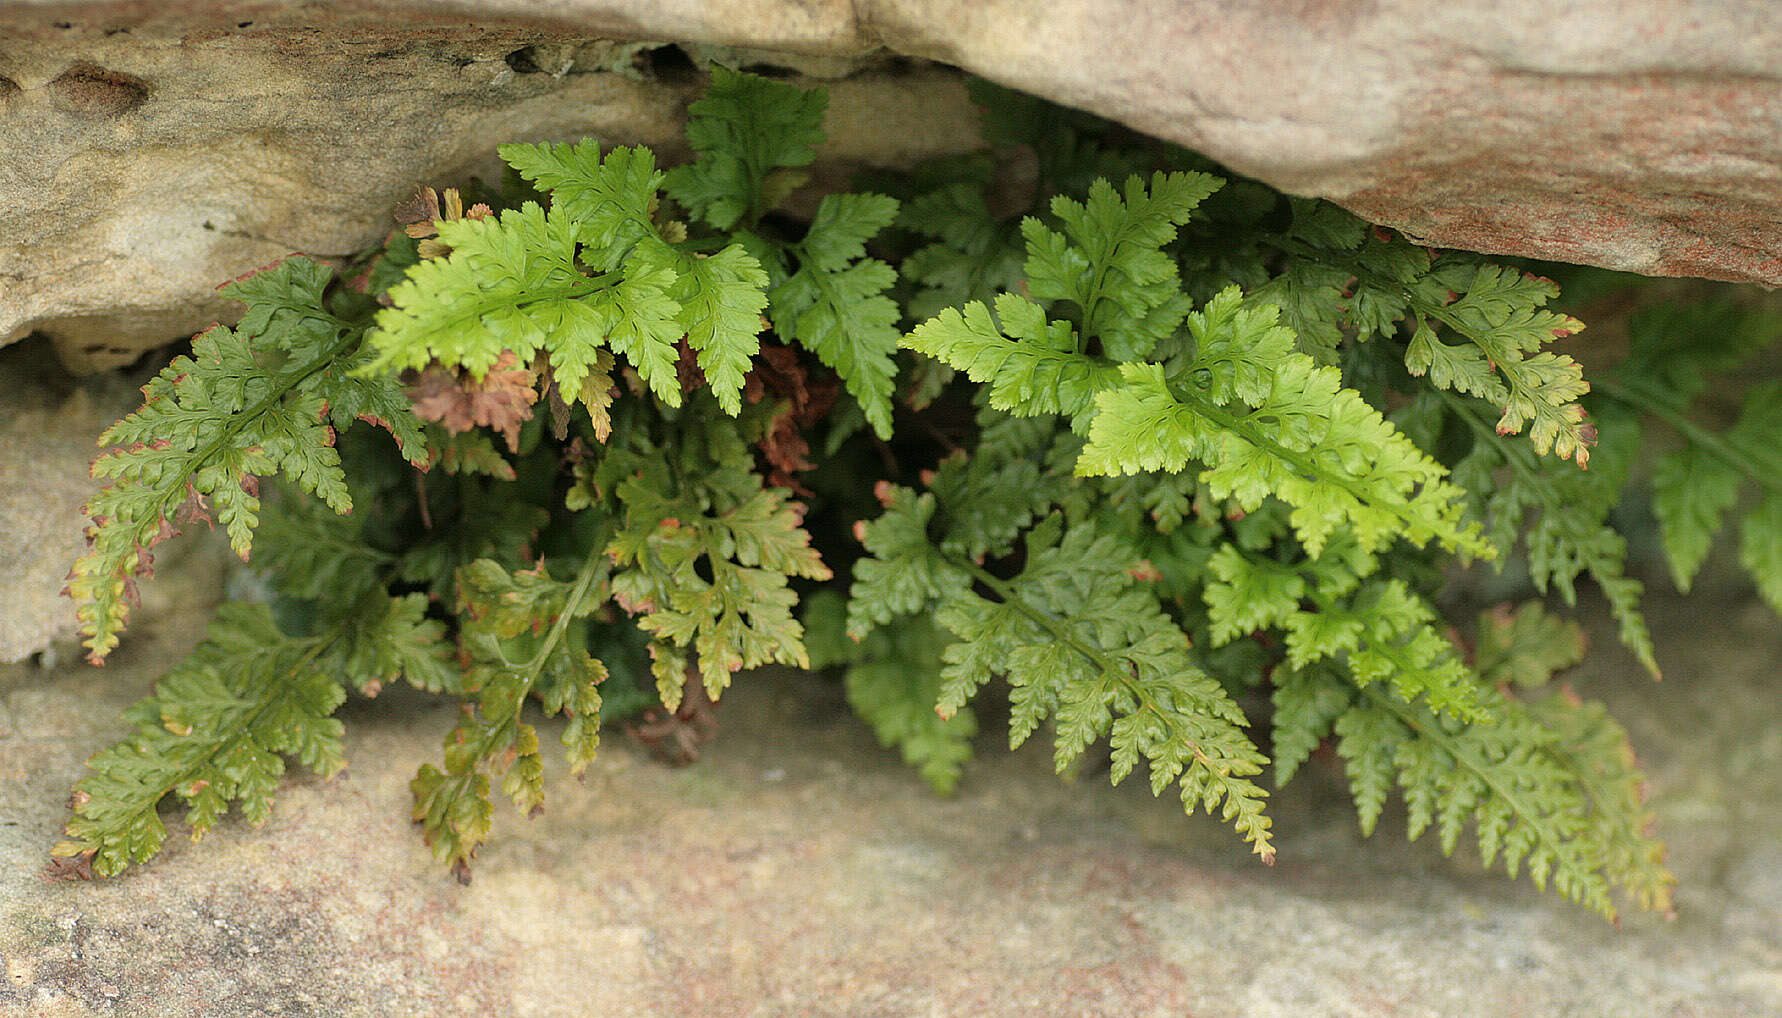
[
  {"left": 4, "top": 1, "right": 1780, "bottom": 371},
  {"left": 871, "top": 0, "right": 1782, "bottom": 286},
  {"left": 0, "top": 338, "right": 134, "bottom": 663},
  {"left": 1, "top": 586, "right": 1779, "bottom": 1016}
]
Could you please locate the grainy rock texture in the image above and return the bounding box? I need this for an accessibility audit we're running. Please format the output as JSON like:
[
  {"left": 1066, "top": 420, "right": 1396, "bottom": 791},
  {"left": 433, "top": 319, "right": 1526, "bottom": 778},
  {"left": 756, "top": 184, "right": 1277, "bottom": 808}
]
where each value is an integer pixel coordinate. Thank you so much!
[
  {"left": 1, "top": 573, "right": 1779, "bottom": 1016},
  {"left": 0, "top": 339, "right": 139, "bottom": 663},
  {"left": 4, "top": 0, "right": 1781, "bottom": 370}
]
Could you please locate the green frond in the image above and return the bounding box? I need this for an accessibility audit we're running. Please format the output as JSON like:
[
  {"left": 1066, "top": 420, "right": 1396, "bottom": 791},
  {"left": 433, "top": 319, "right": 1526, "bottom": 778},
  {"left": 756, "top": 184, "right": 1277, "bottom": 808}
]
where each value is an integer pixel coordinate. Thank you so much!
[
  {"left": 806, "top": 592, "right": 976, "bottom": 795},
  {"left": 662, "top": 64, "right": 828, "bottom": 231},
  {"left": 769, "top": 192, "right": 903, "bottom": 437},
  {"left": 899, "top": 180, "right": 1026, "bottom": 320},
  {"left": 1023, "top": 171, "right": 1218, "bottom": 361},
  {"left": 61, "top": 603, "right": 348, "bottom": 876},
  {"left": 1411, "top": 265, "right": 1593, "bottom": 465},
  {"left": 606, "top": 426, "right": 828, "bottom": 706},
  {"left": 498, "top": 140, "right": 664, "bottom": 262},
  {"left": 68, "top": 257, "right": 405, "bottom": 663},
  {"left": 1331, "top": 681, "right": 1672, "bottom": 922},
  {"left": 1078, "top": 289, "right": 1490, "bottom": 560},
  {"left": 905, "top": 294, "right": 1122, "bottom": 419},
  {"left": 1205, "top": 542, "right": 1483, "bottom": 720},
  {"left": 413, "top": 549, "right": 610, "bottom": 872}
]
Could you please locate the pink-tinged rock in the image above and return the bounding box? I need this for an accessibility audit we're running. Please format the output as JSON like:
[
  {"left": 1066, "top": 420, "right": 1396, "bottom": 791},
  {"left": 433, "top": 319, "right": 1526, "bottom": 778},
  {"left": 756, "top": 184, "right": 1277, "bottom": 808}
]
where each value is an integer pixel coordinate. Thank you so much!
[{"left": 865, "top": 0, "right": 1782, "bottom": 285}]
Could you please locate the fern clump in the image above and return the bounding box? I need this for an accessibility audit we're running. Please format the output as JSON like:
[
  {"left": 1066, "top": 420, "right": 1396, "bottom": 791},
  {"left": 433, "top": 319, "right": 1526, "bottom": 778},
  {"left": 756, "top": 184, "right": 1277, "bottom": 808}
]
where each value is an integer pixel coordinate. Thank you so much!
[{"left": 49, "top": 67, "right": 1782, "bottom": 923}]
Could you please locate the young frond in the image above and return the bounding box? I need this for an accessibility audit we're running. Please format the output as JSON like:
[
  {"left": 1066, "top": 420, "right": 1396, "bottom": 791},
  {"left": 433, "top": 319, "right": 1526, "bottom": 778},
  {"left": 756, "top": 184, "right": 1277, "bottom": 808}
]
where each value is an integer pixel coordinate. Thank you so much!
[{"left": 1023, "top": 170, "right": 1219, "bottom": 361}]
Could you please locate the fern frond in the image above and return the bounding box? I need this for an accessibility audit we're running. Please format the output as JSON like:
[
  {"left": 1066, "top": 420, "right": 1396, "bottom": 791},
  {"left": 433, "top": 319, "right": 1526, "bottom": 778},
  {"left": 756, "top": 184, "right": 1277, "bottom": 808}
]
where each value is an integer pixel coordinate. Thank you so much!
[
  {"left": 1650, "top": 444, "right": 1743, "bottom": 593},
  {"left": 1473, "top": 601, "right": 1588, "bottom": 690},
  {"left": 605, "top": 422, "right": 829, "bottom": 707},
  {"left": 663, "top": 64, "right": 828, "bottom": 232},
  {"left": 850, "top": 500, "right": 1275, "bottom": 860},
  {"left": 1408, "top": 266, "right": 1593, "bottom": 465},
  {"left": 768, "top": 192, "right": 903, "bottom": 437},
  {"left": 1446, "top": 393, "right": 1659, "bottom": 677},
  {"left": 67, "top": 258, "right": 417, "bottom": 663},
  {"left": 412, "top": 550, "right": 609, "bottom": 874},
  {"left": 1334, "top": 679, "right": 1671, "bottom": 922},
  {"left": 905, "top": 294, "right": 1122, "bottom": 419},
  {"left": 942, "top": 518, "right": 1274, "bottom": 860},
  {"left": 899, "top": 180, "right": 1026, "bottom": 321},
  {"left": 846, "top": 484, "right": 974, "bottom": 638},
  {"left": 370, "top": 146, "right": 769, "bottom": 415},
  {"left": 1203, "top": 541, "right": 1483, "bottom": 719},
  {"left": 673, "top": 245, "right": 772, "bottom": 415},
  {"left": 1023, "top": 171, "right": 1219, "bottom": 361},
  {"left": 496, "top": 140, "right": 664, "bottom": 262},
  {"left": 59, "top": 603, "right": 348, "bottom": 876},
  {"left": 1079, "top": 289, "right": 1490, "bottom": 560}
]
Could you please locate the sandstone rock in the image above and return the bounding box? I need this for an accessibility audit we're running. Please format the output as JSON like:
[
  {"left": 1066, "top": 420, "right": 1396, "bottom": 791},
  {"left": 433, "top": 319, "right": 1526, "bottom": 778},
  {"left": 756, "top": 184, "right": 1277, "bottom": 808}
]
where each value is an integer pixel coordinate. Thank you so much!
[
  {"left": 3, "top": 1, "right": 1780, "bottom": 372},
  {"left": 0, "top": 339, "right": 128, "bottom": 663}
]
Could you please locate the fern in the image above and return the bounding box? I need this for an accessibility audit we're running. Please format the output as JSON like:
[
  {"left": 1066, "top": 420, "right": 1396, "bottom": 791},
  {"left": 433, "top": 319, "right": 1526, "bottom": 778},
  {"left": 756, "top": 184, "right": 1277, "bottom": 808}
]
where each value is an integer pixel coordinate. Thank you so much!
[
  {"left": 1204, "top": 540, "right": 1484, "bottom": 720},
  {"left": 411, "top": 551, "right": 609, "bottom": 873},
  {"left": 54, "top": 68, "right": 1744, "bottom": 924},
  {"left": 662, "top": 64, "right": 827, "bottom": 233},
  {"left": 665, "top": 69, "right": 903, "bottom": 438},
  {"left": 1219, "top": 196, "right": 1597, "bottom": 465},
  {"left": 1442, "top": 391, "right": 1660, "bottom": 677},
  {"left": 766, "top": 192, "right": 904, "bottom": 439},
  {"left": 56, "top": 603, "right": 348, "bottom": 876},
  {"left": 601, "top": 411, "right": 832, "bottom": 707},
  {"left": 1078, "top": 290, "right": 1490, "bottom": 560},
  {"left": 898, "top": 178, "right": 1026, "bottom": 321},
  {"left": 362, "top": 158, "right": 768, "bottom": 415}
]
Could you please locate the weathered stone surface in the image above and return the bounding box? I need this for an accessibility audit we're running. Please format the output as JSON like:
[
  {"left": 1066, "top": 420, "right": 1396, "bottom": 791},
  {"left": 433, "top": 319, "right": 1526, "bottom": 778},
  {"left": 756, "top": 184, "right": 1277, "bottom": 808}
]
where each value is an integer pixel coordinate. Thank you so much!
[
  {"left": 1, "top": 581, "right": 1779, "bottom": 1016},
  {"left": 869, "top": 0, "right": 1782, "bottom": 286},
  {"left": 0, "top": 339, "right": 137, "bottom": 663},
  {"left": 4, "top": 0, "right": 1781, "bottom": 371}
]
